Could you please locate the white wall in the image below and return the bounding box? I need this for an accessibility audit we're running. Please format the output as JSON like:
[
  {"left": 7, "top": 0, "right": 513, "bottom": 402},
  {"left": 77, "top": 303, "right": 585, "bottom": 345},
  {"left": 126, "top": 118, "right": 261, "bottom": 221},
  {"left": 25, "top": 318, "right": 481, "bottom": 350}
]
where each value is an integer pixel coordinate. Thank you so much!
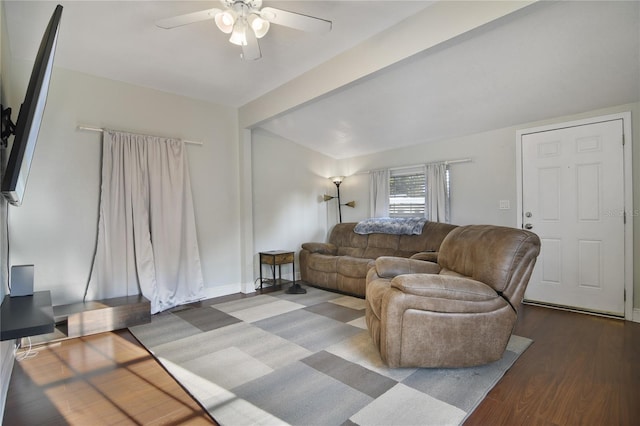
[
  {"left": 5, "top": 61, "right": 241, "bottom": 305},
  {"left": 340, "top": 128, "right": 519, "bottom": 227},
  {"left": 251, "top": 128, "right": 337, "bottom": 282}
]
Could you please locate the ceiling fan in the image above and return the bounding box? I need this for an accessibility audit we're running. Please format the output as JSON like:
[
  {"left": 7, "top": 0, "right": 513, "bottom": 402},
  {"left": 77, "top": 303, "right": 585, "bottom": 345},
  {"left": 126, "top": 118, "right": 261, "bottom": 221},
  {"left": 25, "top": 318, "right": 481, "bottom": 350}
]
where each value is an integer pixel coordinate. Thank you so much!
[{"left": 156, "top": 0, "right": 332, "bottom": 61}]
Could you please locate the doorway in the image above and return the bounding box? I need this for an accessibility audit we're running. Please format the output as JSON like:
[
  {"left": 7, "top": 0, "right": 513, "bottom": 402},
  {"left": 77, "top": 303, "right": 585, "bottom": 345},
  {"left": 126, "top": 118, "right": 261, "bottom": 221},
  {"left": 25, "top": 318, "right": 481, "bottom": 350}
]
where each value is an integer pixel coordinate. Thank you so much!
[{"left": 516, "top": 113, "right": 633, "bottom": 318}]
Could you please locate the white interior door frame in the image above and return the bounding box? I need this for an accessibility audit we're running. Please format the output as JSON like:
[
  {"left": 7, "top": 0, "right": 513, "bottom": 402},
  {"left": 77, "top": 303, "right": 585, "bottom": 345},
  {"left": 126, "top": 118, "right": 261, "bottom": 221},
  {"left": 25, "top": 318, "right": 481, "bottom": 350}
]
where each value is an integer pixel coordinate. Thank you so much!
[{"left": 516, "top": 112, "right": 634, "bottom": 320}]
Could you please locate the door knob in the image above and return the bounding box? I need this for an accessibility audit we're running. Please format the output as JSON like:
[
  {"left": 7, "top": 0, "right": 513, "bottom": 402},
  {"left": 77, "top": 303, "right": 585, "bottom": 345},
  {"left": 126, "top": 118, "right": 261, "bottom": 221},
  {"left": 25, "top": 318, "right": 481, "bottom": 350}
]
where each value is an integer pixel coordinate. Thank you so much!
[{"left": 524, "top": 223, "right": 533, "bottom": 230}]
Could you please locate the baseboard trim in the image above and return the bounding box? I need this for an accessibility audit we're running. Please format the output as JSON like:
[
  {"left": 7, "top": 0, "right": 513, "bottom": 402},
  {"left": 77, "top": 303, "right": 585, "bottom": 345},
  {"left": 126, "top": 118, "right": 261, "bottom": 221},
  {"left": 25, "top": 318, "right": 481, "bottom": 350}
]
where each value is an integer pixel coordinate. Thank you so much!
[
  {"left": 201, "top": 283, "right": 245, "bottom": 300},
  {"left": 633, "top": 308, "right": 640, "bottom": 323}
]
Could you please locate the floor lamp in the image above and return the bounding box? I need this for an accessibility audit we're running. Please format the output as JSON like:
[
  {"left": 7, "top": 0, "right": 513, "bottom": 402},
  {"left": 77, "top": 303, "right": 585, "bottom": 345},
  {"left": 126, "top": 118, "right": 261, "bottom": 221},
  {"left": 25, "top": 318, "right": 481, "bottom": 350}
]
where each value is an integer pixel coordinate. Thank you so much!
[{"left": 323, "top": 176, "right": 355, "bottom": 223}]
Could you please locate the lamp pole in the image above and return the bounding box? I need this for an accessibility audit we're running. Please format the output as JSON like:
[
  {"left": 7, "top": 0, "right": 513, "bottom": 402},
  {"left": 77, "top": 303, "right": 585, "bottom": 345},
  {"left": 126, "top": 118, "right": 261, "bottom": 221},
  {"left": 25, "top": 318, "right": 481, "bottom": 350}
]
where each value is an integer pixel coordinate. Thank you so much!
[{"left": 334, "top": 180, "right": 342, "bottom": 223}]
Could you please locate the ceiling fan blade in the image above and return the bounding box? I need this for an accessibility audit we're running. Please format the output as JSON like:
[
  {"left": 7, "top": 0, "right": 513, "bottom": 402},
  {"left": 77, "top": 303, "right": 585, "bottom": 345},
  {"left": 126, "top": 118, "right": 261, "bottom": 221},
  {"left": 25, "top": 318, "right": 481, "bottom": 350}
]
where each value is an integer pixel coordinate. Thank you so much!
[
  {"left": 260, "top": 7, "right": 332, "bottom": 33},
  {"left": 241, "top": 29, "right": 262, "bottom": 61},
  {"left": 156, "top": 8, "right": 221, "bottom": 29}
]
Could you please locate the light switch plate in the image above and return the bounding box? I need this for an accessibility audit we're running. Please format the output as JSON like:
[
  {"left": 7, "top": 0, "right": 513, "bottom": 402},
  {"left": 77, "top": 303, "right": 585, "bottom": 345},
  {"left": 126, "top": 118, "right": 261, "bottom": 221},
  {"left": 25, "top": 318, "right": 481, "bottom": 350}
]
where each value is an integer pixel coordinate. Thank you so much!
[{"left": 499, "top": 200, "right": 510, "bottom": 210}]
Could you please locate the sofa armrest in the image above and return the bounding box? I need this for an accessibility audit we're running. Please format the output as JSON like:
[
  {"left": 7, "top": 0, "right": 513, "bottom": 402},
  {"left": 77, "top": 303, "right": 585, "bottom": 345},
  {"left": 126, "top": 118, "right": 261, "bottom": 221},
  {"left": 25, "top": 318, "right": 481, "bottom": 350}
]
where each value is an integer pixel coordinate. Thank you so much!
[
  {"left": 391, "top": 274, "right": 497, "bottom": 301},
  {"left": 301, "top": 242, "right": 337, "bottom": 255},
  {"left": 410, "top": 251, "right": 438, "bottom": 262},
  {"left": 374, "top": 256, "right": 441, "bottom": 279}
]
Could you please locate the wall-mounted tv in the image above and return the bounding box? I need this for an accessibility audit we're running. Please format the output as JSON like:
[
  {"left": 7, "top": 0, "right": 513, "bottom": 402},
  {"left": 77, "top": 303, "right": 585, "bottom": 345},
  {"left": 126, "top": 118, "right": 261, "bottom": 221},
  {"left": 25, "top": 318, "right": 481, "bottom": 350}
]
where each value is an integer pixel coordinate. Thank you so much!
[{"left": 1, "top": 4, "right": 63, "bottom": 206}]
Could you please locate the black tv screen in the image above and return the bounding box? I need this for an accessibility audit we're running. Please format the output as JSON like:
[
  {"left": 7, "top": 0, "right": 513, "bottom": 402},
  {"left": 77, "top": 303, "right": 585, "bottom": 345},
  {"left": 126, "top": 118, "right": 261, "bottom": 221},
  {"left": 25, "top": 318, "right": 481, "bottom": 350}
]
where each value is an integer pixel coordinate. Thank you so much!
[{"left": 1, "top": 4, "right": 63, "bottom": 206}]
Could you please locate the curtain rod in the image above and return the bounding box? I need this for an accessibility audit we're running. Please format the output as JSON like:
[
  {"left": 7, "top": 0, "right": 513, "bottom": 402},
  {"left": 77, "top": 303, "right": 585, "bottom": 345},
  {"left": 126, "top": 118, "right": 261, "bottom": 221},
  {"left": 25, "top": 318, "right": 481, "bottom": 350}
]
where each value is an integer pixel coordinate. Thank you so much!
[
  {"left": 76, "top": 125, "right": 203, "bottom": 146},
  {"left": 357, "top": 158, "right": 472, "bottom": 175}
]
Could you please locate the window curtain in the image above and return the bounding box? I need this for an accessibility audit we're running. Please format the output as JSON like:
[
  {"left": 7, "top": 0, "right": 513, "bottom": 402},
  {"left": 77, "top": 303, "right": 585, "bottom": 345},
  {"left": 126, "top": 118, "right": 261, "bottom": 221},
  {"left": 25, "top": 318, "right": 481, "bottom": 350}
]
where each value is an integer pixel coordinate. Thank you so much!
[
  {"left": 426, "top": 163, "right": 450, "bottom": 223},
  {"left": 369, "top": 169, "right": 390, "bottom": 217},
  {"left": 86, "top": 130, "right": 204, "bottom": 314}
]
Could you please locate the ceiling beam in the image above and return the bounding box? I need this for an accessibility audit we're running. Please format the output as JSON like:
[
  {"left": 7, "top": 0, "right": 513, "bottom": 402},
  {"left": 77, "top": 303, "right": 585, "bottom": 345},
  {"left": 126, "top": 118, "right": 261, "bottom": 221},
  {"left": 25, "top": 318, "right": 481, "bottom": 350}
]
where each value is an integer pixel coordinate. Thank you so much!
[{"left": 239, "top": 0, "right": 537, "bottom": 129}]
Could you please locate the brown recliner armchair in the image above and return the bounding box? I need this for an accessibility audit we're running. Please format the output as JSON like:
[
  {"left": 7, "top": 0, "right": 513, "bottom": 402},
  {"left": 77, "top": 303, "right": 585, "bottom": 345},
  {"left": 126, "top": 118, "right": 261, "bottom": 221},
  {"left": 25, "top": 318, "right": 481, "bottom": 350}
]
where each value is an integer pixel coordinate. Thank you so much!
[{"left": 365, "top": 224, "right": 541, "bottom": 368}]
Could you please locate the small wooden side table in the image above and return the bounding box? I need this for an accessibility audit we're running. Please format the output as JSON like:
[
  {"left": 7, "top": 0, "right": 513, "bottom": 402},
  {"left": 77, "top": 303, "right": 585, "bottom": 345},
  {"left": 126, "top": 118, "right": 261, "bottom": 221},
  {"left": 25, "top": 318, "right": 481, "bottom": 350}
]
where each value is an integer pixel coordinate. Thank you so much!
[{"left": 259, "top": 250, "right": 306, "bottom": 294}]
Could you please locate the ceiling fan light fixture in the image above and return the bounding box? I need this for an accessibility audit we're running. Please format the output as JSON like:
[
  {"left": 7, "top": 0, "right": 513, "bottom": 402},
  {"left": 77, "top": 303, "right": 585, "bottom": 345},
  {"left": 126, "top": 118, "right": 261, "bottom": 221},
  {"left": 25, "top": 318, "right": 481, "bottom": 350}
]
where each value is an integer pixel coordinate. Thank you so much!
[
  {"left": 248, "top": 14, "right": 269, "bottom": 38},
  {"left": 229, "top": 18, "right": 248, "bottom": 46},
  {"left": 260, "top": 9, "right": 276, "bottom": 21},
  {"left": 157, "top": 1, "right": 333, "bottom": 60},
  {"left": 215, "top": 10, "right": 236, "bottom": 33}
]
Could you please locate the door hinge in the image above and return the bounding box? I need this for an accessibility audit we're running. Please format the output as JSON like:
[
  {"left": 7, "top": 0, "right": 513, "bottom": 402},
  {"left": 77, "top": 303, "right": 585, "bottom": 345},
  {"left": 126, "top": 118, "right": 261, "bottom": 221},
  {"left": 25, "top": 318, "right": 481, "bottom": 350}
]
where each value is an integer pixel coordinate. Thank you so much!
[
  {"left": 624, "top": 210, "right": 627, "bottom": 224},
  {"left": 624, "top": 288, "right": 626, "bottom": 302},
  {"left": 622, "top": 133, "right": 625, "bottom": 146}
]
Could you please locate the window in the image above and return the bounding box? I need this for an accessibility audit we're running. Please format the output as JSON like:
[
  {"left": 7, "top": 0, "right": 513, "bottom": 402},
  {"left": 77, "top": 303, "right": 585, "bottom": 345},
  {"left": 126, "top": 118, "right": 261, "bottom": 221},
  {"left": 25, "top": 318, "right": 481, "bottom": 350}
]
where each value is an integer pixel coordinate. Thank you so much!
[
  {"left": 389, "top": 168, "right": 425, "bottom": 218},
  {"left": 388, "top": 166, "right": 451, "bottom": 220}
]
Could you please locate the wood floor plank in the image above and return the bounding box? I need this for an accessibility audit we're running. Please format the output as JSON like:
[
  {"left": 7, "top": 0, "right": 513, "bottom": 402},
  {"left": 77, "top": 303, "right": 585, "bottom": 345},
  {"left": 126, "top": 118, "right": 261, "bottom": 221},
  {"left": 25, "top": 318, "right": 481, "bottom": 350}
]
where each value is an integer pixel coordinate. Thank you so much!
[
  {"left": 3, "top": 330, "right": 216, "bottom": 425},
  {"left": 466, "top": 305, "right": 640, "bottom": 425}
]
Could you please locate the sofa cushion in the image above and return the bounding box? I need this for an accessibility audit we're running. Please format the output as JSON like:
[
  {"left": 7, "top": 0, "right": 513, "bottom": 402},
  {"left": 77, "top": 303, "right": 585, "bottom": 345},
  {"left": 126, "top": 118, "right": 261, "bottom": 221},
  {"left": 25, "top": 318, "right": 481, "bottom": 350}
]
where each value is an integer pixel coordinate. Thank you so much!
[
  {"left": 336, "top": 256, "right": 373, "bottom": 279},
  {"left": 337, "top": 275, "right": 364, "bottom": 296},
  {"left": 398, "top": 221, "right": 458, "bottom": 253},
  {"left": 329, "top": 223, "right": 368, "bottom": 250},
  {"left": 301, "top": 242, "right": 337, "bottom": 255},
  {"left": 305, "top": 253, "right": 338, "bottom": 273},
  {"left": 336, "top": 246, "right": 366, "bottom": 258}
]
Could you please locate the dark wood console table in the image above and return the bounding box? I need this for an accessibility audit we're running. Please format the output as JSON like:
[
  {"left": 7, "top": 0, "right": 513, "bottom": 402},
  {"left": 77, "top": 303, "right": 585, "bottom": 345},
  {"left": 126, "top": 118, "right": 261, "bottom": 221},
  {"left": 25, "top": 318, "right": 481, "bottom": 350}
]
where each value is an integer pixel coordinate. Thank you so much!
[{"left": 0, "top": 291, "right": 54, "bottom": 341}]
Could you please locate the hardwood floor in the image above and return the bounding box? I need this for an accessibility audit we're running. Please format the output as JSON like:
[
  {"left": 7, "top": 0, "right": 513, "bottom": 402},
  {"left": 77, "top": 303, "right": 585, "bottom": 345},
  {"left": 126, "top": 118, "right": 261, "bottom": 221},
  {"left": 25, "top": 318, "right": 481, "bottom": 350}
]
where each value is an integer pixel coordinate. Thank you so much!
[
  {"left": 3, "top": 330, "right": 216, "bottom": 425},
  {"left": 3, "top": 297, "right": 639, "bottom": 425},
  {"left": 466, "top": 304, "right": 640, "bottom": 425}
]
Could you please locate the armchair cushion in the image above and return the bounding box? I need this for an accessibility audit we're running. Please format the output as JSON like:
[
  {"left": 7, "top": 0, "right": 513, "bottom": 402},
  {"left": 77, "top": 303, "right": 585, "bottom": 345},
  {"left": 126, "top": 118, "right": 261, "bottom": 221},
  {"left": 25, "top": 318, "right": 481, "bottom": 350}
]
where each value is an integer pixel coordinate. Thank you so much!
[
  {"left": 390, "top": 274, "right": 497, "bottom": 301},
  {"left": 438, "top": 225, "right": 540, "bottom": 295},
  {"left": 367, "top": 276, "right": 507, "bottom": 322},
  {"left": 303, "top": 253, "right": 338, "bottom": 273},
  {"left": 409, "top": 251, "right": 438, "bottom": 262},
  {"left": 373, "top": 256, "right": 441, "bottom": 279}
]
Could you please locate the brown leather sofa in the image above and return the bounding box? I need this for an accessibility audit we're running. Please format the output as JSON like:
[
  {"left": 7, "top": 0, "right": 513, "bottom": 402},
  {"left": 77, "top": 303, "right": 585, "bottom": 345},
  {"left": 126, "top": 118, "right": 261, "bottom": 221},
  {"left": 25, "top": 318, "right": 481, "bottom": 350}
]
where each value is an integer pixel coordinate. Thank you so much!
[
  {"left": 365, "top": 224, "right": 541, "bottom": 368},
  {"left": 299, "top": 221, "right": 457, "bottom": 297}
]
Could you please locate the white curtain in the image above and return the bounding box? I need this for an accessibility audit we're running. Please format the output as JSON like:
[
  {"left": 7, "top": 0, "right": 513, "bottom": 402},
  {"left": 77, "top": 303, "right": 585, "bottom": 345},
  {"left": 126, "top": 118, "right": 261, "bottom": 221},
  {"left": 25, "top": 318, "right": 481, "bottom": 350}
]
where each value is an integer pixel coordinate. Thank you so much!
[
  {"left": 87, "top": 130, "right": 204, "bottom": 314},
  {"left": 426, "top": 163, "right": 450, "bottom": 223},
  {"left": 369, "top": 169, "right": 390, "bottom": 218}
]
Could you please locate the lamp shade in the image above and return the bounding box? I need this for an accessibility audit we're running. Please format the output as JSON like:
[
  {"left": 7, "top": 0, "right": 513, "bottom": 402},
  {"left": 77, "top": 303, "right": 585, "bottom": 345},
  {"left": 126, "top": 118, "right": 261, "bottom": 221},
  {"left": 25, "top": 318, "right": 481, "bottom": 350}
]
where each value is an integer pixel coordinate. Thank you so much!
[
  {"left": 248, "top": 14, "right": 270, "bottom": 38},
  {"left": 330, "top": 176, "right": 344, "bottom": 185},
  {"left": 215, "top": 10, "right": 236, "bottom": 34}
]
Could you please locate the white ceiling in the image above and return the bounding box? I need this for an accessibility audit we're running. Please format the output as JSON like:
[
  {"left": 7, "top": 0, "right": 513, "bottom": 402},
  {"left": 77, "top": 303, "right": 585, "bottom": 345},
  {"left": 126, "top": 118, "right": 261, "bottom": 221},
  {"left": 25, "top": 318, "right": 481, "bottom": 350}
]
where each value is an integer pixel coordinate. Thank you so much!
[
  {"left": 3, "top": 1, "right": 640, "bottom": 159},
  {"left": 3, "top": 0, "right": 433, "bottom": 106}
]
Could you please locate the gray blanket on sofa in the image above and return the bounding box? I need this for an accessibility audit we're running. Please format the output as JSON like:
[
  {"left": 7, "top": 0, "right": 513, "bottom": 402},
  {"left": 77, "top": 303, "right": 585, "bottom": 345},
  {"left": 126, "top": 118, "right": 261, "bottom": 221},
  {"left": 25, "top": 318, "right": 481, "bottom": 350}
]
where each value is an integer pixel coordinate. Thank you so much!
[{"left": 354, "top": 217, "right": 428, "bottom": 235}]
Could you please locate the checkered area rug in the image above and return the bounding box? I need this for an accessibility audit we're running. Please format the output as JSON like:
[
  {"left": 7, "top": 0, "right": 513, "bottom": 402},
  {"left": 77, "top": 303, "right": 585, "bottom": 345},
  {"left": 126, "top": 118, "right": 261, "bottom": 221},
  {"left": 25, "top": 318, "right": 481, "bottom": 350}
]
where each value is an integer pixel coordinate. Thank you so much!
[{"left": 129, "top": 285, "right": 531, "bottom": 426}]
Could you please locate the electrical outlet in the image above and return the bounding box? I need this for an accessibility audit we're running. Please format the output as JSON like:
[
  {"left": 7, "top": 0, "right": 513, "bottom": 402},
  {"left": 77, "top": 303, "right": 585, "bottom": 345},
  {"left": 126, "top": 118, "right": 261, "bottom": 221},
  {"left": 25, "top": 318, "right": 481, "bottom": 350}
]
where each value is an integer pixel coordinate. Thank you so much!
[{"left": 499, "top": 200, "right": 510, "bottom": 210}]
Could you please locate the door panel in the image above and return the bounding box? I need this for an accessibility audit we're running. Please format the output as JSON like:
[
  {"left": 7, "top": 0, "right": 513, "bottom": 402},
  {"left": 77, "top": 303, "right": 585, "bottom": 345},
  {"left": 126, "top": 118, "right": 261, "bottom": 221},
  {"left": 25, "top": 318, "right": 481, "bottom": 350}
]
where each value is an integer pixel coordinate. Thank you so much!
[{"left": 522, "top": 119, "right": 625, "bottom": 316}]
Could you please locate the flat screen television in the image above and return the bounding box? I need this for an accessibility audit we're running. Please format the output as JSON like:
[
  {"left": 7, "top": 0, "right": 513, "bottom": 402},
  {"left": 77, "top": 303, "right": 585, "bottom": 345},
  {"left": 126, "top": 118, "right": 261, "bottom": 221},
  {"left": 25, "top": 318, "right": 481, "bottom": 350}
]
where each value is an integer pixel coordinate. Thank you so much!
[{"left": 1, "top": 4, "right": 63, "bottom": 206}]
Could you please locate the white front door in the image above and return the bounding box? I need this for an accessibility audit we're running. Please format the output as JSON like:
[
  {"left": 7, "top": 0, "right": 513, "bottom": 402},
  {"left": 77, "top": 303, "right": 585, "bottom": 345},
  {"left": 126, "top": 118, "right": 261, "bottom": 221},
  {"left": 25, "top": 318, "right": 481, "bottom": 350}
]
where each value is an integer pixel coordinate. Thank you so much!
[{"left": 520, "top": 118, "right": 626, "bottom": 316}]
